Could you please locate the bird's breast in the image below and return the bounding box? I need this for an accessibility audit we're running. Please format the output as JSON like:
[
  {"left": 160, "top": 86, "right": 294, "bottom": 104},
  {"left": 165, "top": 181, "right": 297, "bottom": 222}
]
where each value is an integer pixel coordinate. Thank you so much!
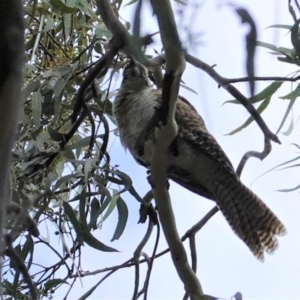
[{"left": 114, "top": 87, "right": 159, "bottom": 164}]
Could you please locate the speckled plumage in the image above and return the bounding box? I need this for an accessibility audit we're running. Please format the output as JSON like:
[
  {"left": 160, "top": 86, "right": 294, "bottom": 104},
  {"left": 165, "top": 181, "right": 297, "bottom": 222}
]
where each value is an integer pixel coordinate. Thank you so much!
[{"left": 113, "top": 60, "right": 286, "bottom": 260}]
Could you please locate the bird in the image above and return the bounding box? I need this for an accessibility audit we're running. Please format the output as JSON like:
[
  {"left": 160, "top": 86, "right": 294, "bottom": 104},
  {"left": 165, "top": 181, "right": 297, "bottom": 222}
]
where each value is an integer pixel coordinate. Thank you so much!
[{"left": 113, "top": 59, "right": 286, "bottom": 260}]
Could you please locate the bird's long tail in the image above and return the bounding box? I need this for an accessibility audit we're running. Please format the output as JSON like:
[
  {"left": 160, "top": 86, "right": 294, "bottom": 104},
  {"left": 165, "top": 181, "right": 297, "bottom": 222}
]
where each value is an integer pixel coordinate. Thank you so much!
[{"left": 212, "top": 173, "right": 286, "bottom": 260}]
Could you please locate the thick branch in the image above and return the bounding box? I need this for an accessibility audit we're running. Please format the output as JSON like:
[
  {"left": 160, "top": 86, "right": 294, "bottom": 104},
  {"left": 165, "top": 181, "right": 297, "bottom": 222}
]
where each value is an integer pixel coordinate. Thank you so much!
[
  {"left": 95, "top": 0, "right": 147, "bottom": 65},
  {"left": 0, "top": 0, "right": 24, "bottom": 255},
  {"left": 149, "top": 1, "right": 203, "bottom": 299}
]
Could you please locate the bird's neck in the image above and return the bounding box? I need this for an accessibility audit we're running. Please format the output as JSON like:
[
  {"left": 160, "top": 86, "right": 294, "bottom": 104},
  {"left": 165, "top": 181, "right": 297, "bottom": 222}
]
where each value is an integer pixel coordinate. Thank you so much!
[{"left": 121, "top": 78, "right": 151, "bottom": 91}]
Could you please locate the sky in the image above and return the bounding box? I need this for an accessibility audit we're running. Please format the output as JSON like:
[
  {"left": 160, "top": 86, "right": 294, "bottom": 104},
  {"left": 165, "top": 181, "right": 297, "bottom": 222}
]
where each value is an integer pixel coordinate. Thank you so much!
[{"left": 54, "top": 0, "right": 300, "bottom": 299}]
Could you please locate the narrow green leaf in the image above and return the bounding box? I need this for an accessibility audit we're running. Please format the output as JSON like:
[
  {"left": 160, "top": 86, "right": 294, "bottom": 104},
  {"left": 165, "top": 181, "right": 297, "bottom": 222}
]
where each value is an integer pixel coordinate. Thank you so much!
[
  {"left": 111, "top": 197, "right": 128, "bottom": 241},
  {"left": 53, "top": 79, "right": 65, "bottom": 123},
  {"left": 277, "top": 56, "right": 298, "bottom": 65},
  {"left": 224, "top": 81, "right": 282, "bottom": 105},
  {"left": 82, "top": 229, "right": 118, "bottom": 252},
  {"left": 276, "top": 83, "right": 300, "bottom": 134},
  {"left": 257, "top": 41, "right": 280, "bottom": 52},
  {"left": 89, "top": 197, "right": 100, "bottom": 230},
  {"left": 66, "top": 0, "right": 76, "bottom": 6},
  {"left": 276, "top": 184, "right": 300, "bottom": 192},
  {"left": 10, "top": 245, "right": 21, "bottom": 269},
  {"left": 180, "top": 83, "right": 198, "bottom": 95},
  {"left": 84, "top": 159, "right": 93, "bottom": 182},
  {"left": 32, "top": 90, "right": 42, "bottom": 128},
  {"left": 65, "top": 135, "right": 103, "bottom": 151},
  {"left": 226, "top": 96, "right": 271, "bottom": 135},
  {"left": 111, "top": 169, "right": 134, "bottom": 194},
  {"left": 124, "top": 0, "right": 139, "bottom": 6},
  {"left": 279, "top": 90, "right": 294, "bottom": 100},
  {"left": 128, "top": 186, "right": 144, "bottom": 203},
  {"left": 275, "top": 163, "right": 300, "bottom": 171},
  {"left": 88, "top": 192, "right": 112, "bottom": 230},
  {"left": 62, "top": 150, "right": 76, "bottom": 161},
  {"left": 50, "top": 0, "right": 76, "bottom": 13},
  {"left": 63, "top": 13, "right": 72, "bottom": 41},
  {"left": 63, "top": 201, "right": 84, "bottom": 244},
  {"left": 266, "top": 24, "right": 292, "bottom": 30},
  {"left": 55, "top": 66, "right": 72, "bottom": 76},
  {"left": 53, "top": 174, "right": 81, "bottom": 191},
  {"left": 70, "top": 191, "right": 104, "bottom": 201},
  {"left": 79, "top": 187, "right": 87, "bottom": 226},
  {"left": 22, "top": 80, "right": 40, "bottom": 99},
  {"left": 102, "top": 190, "right": 119, "bottom": 221},
  {"left": 252, "top": 155, "right": 300, "bottom": 185},
  {"left": 78, "top": 282, "right": 99, "bottom": 300},
  {"left": 107, "top": 175, "right": 123, "bottom": 185},
  {"left": 25, "top": 235, "right": 34, "bottom": 270},
  {"left": 45, "top": 172, "right": 58, "bottom": 191},
  {"left": 42, "top": 17, "right": 55, "bottom": 32},
  {"left": 257, "top": 41, "right": 293, "bottom": 58},
  {"left": 281, "top": 113, "right": 294, "bottom": 136},
  {"left": 278, "top": 46, "right": 293, "bottom": 56},
  {"left": 20, "top": 239, "right": 30, "bottom": 262},
  {"left": 28, "top": 0, "right": 38, "bottom": 26},
  {"left": 44, "top": 279, "right": 69, "bottom": 292},
  {"left": 290, "top": 19, "right": 300, "bottom": 55},
  {"left": 48, "top": 126, "right": 64, "bottom": 141}
]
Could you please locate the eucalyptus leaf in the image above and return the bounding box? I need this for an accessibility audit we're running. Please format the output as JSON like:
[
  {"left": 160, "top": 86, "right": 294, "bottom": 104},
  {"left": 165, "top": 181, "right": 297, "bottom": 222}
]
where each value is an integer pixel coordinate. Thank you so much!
[
  {"left": 111, "top": 197, "right": 128, "bottom": 241},
  {"left": 32, "top": 90, "right": 42, "bottom": 128},
  {"left": 226, "top": 96, "right": 271, "bottom": 135},
  {"left": 63, "top": 201, "right": 84, "bottom": 244},
  {"left": 276, "top": 83, "right": 300, "bottom": 134},
  {"left": 50, "top": 0, "right": 76, "bottom": 13}
]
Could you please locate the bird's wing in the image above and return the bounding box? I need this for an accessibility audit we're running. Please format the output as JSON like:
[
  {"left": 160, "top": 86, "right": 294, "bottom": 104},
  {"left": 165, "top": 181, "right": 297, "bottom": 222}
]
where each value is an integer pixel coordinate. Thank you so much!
[
  {"left": 149, "top": 90, "right": 237, "bottom": 199},
  {"left": 175, "top": 94, "right": 237, "bottom": 177}
]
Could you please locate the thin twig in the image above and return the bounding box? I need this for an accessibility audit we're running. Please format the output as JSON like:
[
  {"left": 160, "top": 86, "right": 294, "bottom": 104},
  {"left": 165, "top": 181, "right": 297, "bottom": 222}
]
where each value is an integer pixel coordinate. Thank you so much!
[
  {"left": 185, "top": 52, "right": 280, "bottom": 176},
  {"left": 140, "top": 221, "right": 160, "bottom": 300},
  {"left": 5, "top": 235, "right": 38, "bottom": 300},
  {"left": 36, "top": 237, "right": 72, "bottom": 276},
  {"left": 69, "top": 205, "right": 218, "bottom": 279},
  {"left": 185, "top": 53, "right": 280, "bottom": 145},
  {"left": 71, "top": 46, "right": 119, "bottom": 123},
  {"left": 132, "top": 218, "right": 154, "bottom": 300},
  {"left": 227, "top": 74, "right": 300, "bottom": 83},
  {"left": 236, "top": 136, "right": 272, "bottom": 177}
]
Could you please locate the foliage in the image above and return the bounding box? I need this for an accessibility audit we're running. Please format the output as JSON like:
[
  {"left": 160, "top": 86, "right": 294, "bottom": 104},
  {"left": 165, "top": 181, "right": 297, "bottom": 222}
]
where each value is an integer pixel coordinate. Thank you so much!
[
  {"left": 2, "top": 0, "right": 300, "bottom": 299},
  {"left": 227, "top": 18, "right": 300, "bottom": 191},
  {"left": 3, "top": 0, "right": 138, "bottom": 298}
]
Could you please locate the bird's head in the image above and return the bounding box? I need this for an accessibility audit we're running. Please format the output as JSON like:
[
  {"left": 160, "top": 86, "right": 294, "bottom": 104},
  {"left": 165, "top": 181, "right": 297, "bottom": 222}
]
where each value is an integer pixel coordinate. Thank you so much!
[{"left": 122, "top": 59, "right": 150, "bottom": 88}]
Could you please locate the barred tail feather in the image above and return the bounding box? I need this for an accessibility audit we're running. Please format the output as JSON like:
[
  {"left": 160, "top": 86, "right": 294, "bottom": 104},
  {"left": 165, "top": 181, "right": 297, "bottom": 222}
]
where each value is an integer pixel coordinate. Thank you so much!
[{"left": 213, "top": 176, "right": 286, "bottom": 261}]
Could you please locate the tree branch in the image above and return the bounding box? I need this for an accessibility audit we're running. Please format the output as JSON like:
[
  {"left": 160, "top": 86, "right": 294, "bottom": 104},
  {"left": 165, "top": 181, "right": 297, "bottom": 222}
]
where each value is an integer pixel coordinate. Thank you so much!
[
  {"left": 0, "top": 0, "right": 24, "bottom": 256},
  {"left": 185, "top": 52, "right": 281, "bottom": 175},
  {"left": 148, "top": 1, "right": 204, "bottom": 299},
  {"left": 95, "top": 0, "right": 147, "bottom": 64},
  {"left": 185, "top": 53, "right": 280, "bottom": 144},
  {"left": 227, "top": 74, "right": 300, "bottom": 83}
]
